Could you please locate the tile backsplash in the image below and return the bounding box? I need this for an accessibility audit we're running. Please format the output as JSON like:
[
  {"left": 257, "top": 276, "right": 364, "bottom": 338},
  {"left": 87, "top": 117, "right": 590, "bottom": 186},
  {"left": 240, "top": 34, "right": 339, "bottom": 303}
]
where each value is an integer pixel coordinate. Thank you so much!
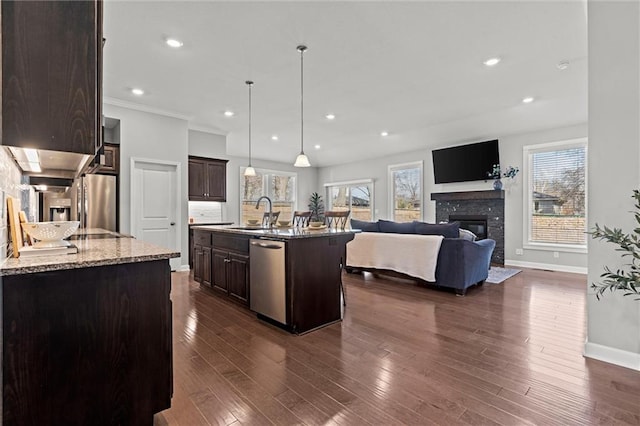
[
  {"left": 188, "top": 201, "right": 225, "bottom": 224},
  {"left": 0, "top": 148, "right": 23, "bottom": 260}
]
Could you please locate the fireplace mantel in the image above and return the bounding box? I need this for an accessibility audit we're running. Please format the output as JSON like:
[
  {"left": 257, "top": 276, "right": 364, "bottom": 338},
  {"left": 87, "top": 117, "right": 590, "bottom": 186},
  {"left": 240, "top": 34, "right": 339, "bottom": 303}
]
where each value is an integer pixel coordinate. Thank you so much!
[{"left": 430, "top": 190, "right": 504, "bottom": 202}]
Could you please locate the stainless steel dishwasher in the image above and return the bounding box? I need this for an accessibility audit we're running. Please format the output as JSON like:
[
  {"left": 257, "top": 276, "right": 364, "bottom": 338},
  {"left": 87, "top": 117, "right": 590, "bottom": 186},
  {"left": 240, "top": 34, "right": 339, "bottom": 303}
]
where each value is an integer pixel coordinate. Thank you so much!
[{"left": 250, "top": 239, "right": 286, "bottom": 325}]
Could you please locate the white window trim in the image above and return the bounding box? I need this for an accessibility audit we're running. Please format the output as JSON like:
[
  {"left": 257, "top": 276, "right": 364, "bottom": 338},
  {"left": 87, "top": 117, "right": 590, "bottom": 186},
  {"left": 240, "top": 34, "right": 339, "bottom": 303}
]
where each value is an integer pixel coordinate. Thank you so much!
[
  {"left": 522, "top": 138, "right": 588, "bottom": 253},
  {"left": 388, "top": 161, "right": 423, "bottom": 222},
  {"left": 324, "top": 179, "right": 375, "bottom": 220},
  {"left": 239, "top": 166, "right": 297, "bottom": 221}
]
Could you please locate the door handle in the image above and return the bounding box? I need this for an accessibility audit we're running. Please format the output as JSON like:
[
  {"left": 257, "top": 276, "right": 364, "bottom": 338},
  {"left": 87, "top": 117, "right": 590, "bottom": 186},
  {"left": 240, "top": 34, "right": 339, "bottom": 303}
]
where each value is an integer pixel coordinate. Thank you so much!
[
  {"left": 170, "top": 222, "right": 176, "bottom": 226},
  {"left": 251, "top": 241, "right": 283, "bottom": 249}
]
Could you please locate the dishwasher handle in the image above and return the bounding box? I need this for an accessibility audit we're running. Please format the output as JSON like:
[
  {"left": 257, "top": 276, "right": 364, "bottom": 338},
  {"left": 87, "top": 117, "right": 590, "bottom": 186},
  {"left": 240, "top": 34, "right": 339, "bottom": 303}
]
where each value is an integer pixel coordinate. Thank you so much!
[{"left": 251, "top": 241, "right": 284, "bottom": 250}]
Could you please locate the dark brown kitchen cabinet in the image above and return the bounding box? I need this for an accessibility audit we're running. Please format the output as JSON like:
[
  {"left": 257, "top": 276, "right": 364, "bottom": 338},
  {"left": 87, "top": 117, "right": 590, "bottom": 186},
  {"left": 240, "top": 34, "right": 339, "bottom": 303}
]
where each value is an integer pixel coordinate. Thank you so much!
[
  {"left": 228, "top": 253, "right": 249, "bottom": 304},
  {"left": 98, "top": 143, "right": 119, "bottom": 174},
  {"left": 211, "top": 248, "right": 249, "bottom": 305},
  {"left": 2, "top": 0, "right": 103, "bottom": 155},
  {"left": 188, "top": 156, "right": 228, "bottom": 201},
  {"left": 193, "top": 230, "right": 249, "bottom": 307}
]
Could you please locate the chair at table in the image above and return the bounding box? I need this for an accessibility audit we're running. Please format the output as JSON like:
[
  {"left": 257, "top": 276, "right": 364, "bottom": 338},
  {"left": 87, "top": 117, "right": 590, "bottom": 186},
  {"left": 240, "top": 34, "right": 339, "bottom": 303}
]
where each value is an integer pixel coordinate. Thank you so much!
[
  {"left": 324, "top": 210, "right": 350, "bottom": 229},
  {"left": 324, "top": 210, "right": 351, "bottom": 306},
  {"left": 292, "top": 211, "right": 312, "bottom": 227},
  {"left": 262, "top": 211, "right": 280, "bottom": 227}
]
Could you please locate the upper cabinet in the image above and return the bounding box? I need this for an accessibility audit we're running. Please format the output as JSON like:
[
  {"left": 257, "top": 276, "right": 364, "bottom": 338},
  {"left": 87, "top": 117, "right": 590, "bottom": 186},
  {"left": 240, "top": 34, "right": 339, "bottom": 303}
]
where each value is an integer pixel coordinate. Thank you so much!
[
  {"left": 188, "top": 156, "right": 228, "bottom": 202},
  {"left": 2, "top": 0, "right": 103, "bottom": 155}
]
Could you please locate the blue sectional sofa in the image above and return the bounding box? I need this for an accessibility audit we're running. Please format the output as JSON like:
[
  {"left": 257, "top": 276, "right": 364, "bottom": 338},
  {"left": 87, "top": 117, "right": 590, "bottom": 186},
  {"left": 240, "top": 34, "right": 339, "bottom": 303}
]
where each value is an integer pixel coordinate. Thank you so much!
[{"left": 346, "top": 219, "right": 496, "bottom": 295}]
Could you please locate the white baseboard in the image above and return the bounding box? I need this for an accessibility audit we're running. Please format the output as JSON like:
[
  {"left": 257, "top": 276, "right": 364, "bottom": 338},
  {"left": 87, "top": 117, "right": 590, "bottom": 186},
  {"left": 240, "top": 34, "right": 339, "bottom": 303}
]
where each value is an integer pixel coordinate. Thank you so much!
[
  {"left": 505, "top": 259, "right": 587, "bottom": 275},
  {"left": 584, "top": 340, "right": 640, "bottom": 371},
  {"left": 176, "top": 264, "right": 191, "bottom": 272}
]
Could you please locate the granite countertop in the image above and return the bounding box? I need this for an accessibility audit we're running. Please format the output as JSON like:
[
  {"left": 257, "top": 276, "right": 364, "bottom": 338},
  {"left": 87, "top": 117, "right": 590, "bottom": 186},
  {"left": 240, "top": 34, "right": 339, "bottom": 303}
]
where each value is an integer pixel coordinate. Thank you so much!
[
  {"left": 191, "top": 224, "right": 359, "bottom": 240},
  {"left": 1, "top": 230, "right": 180, "bottom": 276},
  {"left": 188, "top": 221, "right": 233, "bottom": 228}
]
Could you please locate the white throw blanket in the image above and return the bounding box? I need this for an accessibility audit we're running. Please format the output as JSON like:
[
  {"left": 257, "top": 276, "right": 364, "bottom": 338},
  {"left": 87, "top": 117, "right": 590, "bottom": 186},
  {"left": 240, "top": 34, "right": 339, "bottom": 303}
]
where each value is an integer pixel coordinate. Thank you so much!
[{"left": 346, "top": 233, "right": 444, "bottom": 282}]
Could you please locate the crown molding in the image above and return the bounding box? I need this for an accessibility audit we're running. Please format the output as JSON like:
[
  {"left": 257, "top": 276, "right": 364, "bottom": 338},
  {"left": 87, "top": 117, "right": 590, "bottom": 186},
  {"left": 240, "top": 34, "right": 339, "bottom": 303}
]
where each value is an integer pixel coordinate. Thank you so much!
[{"left": 103, "top": 97, "right": 192, "bottom": 121}]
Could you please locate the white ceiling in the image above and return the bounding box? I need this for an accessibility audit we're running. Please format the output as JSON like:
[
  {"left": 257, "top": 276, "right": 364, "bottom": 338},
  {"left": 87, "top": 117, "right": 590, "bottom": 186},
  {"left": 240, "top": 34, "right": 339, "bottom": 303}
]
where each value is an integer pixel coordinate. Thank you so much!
[{"left": 103, "top": 1, "right": 587, "bottom": 167}]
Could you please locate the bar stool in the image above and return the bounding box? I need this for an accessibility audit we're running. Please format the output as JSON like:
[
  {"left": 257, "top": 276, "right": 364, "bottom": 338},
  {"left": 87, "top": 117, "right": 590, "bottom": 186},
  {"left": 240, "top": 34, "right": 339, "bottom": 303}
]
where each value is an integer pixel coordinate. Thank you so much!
[
  {"left": 324, "top": 210, "right": 350, "bottom": 229},
  {"left": 262, "top": 211, "right": 280, "bottom": 227},
  {"left": 292, "top": 211, "right": 312, "bottom": 227}
]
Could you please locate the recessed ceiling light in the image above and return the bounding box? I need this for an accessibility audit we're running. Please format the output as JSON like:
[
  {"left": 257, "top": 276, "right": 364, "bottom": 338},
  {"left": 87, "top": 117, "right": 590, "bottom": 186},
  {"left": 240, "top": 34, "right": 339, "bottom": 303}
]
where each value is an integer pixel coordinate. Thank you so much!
[
  {"left": 271, "top": 135, "right": 279, "bottom": 141},
  {"left": 166, "top": 38, "right": 183, "bottom": 48},
  {"left": 483, "top": 57, "right": 501, "bottom": 67},
  {"left": 325, "top": 114, "right": 336, "bottom": 120},
  {"left": 223, "top": 110, "right": 234, "bottom": 117},
  {"left": 522, "top": 97, "right": 535, "bottom": 104},
  {"left": 557, "top": 61, "right": 570, "bottom": 70},
  {"left": 380, "top": 131, "right": 389, "bottom": 137},
  {"left": 131, "top": 88, "right": 144, "bottom": 96},
  {"left": 314, "top": 145, "right": 321, "bottom": 150}
]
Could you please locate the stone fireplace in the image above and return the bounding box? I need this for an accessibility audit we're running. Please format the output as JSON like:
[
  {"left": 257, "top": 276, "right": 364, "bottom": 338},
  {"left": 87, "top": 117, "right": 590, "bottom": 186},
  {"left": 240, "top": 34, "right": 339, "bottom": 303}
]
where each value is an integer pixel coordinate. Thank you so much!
[
  {"left": 449, "top": 214, "right": 488, "bottom": 240},
  {"left": 430, "top": 190, "right": 504, "bottom": 265}
]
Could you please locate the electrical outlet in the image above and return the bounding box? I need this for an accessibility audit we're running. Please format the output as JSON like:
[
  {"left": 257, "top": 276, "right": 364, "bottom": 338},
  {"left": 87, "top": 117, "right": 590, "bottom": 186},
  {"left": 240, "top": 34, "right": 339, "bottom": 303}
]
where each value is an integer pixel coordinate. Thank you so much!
[
  {"left": 553, "top": 251, "right": 560, "bottom": 258},
  {"left": 515, "top": 248, "right": 523, "bottom": 256}
]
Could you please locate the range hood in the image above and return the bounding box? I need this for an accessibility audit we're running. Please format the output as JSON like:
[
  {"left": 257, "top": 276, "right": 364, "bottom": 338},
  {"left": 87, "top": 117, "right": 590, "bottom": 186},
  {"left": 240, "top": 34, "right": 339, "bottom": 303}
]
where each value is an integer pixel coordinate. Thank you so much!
[{"left": 6, "top": 146, "right": 92, "bottom": 179}]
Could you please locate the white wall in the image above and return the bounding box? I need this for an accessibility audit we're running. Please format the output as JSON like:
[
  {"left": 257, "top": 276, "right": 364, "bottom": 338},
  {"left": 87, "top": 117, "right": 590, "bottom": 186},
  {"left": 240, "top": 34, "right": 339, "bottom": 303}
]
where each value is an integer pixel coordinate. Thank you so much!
[
  {"left": 585, "top": 0, "right": 640, "bottom": 370},
  {"left": 103, "top": 104, "right": 189, "bottom": 269},
  {"left": 0, "top": 148, "right": 23, "bottom": 260},
  {"left": 317, "top": 123, "right": 588, "bottom": 272},
  {"left": 188, "top": 130, "right": 318, "bottom": 224}
]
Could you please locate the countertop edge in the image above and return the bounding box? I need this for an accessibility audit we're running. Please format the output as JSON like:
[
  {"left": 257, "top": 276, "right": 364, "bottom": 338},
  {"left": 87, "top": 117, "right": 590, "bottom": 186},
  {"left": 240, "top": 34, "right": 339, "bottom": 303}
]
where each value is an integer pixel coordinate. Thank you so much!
[
  {"left": 191, "top": 224, "right": 359, "bottom": 239},
  {"left": 1, "top": 251, "right": 181, "bottom": 276}
]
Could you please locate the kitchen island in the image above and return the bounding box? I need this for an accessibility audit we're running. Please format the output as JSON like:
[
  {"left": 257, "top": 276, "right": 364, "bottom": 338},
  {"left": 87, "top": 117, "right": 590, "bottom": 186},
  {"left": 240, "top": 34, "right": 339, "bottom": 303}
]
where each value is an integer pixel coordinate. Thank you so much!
[
  {"left": 0, "top": 230, "right": 180, "bottom": 425},
  {"left": 192, "top": 225, "right": 357, "bottom": 334}
]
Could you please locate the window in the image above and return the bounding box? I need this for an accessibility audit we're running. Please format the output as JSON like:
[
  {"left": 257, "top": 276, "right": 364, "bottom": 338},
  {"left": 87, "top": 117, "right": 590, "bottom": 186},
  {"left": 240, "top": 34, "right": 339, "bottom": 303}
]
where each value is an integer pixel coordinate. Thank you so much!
[
  {"left": 324, "top": 180, "right": 374, "bottom": 221},
  {"left": 388, "top": 161, "right": 423, "bottom": 222},
  {"left": 524, "top": 138, "right": 587, "bottom": 251},
  {"left": 240, "top": 167, "right": 296, "bottom": 223}
]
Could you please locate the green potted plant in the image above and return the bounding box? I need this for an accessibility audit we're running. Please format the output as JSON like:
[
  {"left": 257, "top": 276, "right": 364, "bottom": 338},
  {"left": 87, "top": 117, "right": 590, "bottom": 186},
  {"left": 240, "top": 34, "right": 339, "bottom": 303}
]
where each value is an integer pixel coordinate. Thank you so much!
[
  {"left": 308, "top": 192, "right": 325, "bottom": 223},
  {"left": 589, "top": 189, "right": 640, "bottom": 300}
]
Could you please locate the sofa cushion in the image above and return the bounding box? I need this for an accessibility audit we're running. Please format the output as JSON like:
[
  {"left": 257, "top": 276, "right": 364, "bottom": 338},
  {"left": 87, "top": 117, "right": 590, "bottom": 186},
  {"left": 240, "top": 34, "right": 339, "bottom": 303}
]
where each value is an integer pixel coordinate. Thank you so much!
[
  {"left": 459, "top": 228, "right": 478, "bottom": 241},
  {"left": 413, "top": 221, "right": 460, "bottom": 238},
  {"left": 350, "top": 219, "right": 380, "bottom": 232},
  {"left": 378, "top": 219, "right": 416, "bottom": 234}
]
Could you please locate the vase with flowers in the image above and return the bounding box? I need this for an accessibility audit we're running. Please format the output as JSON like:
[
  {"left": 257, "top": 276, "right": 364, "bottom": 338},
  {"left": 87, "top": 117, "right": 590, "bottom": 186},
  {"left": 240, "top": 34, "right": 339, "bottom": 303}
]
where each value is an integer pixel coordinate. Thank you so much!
[{"left": 488, "top": 164, "right": 519, "bottom": 190}]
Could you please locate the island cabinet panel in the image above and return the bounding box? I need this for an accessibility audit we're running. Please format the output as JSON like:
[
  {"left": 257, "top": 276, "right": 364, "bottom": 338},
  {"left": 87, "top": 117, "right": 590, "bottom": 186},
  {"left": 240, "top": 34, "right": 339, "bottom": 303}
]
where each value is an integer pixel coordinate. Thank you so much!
[
  {"left": 193, "top": 244, "right": 203, "bottom": 282},
  {"left": 286, "top": 234, "right": 354, "bottom": 334},
  {"left": 193, "top": 229, "right": 250, "bottom": 306},
  {"left": 2, "top": 0, "right": 102, "bottom": 155},
  {"left": 211, "top": 248, "right": 229, "bottom": 293},
  {"left": 188, "top": 156, "right": 228, "bottom": 201},
  {"left": 228, "top": 253, "right": 250, "bottom": 304},
  {"left": 2, "top": 260, "right": 172, "bottom": 425}
]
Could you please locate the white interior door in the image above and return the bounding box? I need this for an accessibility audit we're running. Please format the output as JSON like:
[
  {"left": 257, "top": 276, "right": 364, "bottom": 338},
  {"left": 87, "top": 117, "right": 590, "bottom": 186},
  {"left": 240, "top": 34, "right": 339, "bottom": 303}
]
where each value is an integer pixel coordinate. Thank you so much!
[{"left": 131, "top": 159, "right": 180, "bottom": 270}]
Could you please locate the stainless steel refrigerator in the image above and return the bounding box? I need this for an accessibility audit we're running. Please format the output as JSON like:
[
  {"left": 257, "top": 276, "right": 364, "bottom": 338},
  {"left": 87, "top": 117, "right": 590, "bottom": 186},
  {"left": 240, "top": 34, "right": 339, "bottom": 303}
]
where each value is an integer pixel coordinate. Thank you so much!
[{"left": 78, "top": 174, "right": 117, "bottom": 231}]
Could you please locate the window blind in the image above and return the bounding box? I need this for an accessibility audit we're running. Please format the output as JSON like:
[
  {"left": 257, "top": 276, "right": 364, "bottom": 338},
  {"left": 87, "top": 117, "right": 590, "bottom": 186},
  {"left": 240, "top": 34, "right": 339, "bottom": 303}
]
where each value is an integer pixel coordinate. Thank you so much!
[{"left": 530, "top": 146, "right": 586, "bottom": 245}]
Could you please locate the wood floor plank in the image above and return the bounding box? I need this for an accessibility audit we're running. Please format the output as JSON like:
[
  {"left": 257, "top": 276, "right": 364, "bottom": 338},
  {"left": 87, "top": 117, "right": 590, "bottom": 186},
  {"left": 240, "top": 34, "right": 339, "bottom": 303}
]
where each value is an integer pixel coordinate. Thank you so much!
[{"left": 157, "top": 268, "right": 640, "bottom": 425}]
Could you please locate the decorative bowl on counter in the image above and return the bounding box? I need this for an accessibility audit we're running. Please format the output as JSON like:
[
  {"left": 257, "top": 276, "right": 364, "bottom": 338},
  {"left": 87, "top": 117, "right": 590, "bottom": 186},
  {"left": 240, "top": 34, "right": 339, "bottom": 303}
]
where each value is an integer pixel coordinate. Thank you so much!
[
  {"left": 309, "top": 221, "right": 323, "bottom": 228},
  {"left": 247, "top": 219, "right": 260, "bottom": 225},
  {"left": 21, "top": 221, "right": 80, "bottom": 248}
]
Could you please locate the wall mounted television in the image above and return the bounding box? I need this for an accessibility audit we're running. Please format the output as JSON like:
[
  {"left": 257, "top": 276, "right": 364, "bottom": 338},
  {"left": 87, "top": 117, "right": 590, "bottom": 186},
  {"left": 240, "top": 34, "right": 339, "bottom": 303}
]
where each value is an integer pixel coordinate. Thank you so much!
[{"left": 432, "top": 139, "right": 499, "bottom": 184}]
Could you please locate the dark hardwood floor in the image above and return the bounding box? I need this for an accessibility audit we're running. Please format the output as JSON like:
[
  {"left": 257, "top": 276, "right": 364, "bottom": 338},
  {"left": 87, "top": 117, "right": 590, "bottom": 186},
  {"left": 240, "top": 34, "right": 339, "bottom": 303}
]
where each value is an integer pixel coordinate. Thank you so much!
[{"left": 155, "top": 268, "right": 640, "bottom": 425}]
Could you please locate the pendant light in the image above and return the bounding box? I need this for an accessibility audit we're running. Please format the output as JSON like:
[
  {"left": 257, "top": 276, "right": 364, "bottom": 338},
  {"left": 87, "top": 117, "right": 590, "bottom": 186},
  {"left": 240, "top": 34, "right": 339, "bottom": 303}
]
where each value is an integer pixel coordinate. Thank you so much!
[
  {"left": 244, "top": 80, "right": 256, "bottom": 176},
  {"left": 294, "top": 45, "right": 311, "bottom": 167}
]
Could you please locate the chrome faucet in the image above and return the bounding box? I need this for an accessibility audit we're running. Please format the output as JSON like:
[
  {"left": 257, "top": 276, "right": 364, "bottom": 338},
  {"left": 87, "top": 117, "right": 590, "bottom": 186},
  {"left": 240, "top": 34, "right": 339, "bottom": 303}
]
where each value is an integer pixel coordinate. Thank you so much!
[{"left": 255, "top": 196, "right": 273, "bottom": 228}]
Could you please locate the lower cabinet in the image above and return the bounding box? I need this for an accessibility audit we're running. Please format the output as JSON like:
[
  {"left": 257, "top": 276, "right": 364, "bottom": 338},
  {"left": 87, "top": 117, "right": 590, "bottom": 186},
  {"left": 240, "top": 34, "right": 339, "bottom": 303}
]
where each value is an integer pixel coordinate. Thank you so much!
[
  {"left": 211, "top": 249, "right": 249, "bottom": 304},
  {"left": 228, "top": 252, "right": 249, "bottom": 304},
  {"left": 193, "top": 230, "right": 249, "bottom": 306}
]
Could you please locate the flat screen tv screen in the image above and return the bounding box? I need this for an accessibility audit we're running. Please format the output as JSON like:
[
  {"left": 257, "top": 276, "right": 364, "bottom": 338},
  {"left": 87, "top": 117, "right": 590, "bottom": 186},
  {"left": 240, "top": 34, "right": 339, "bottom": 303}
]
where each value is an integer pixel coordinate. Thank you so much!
[{"left": 432, "top": 139, "right": 499, "bottom": 184}]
